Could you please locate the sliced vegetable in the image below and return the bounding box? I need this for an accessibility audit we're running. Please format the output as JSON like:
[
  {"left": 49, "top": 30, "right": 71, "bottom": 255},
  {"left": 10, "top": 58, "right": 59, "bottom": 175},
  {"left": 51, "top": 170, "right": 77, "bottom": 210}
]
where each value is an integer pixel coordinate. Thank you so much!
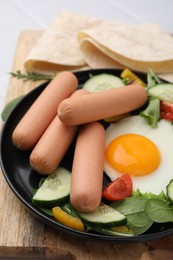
[
  {"left": 160, "top": 101, "right": 173, "bottom": 121},
  {"left": 140, "top": 97, "right": 160, "bottom": 128},
  {"left": 78, "top": 204, "right": 127, "bottom": 228},
  {"left": 87, "top": 226, "right": 134, "bottom": 237},
  {"left": 32, "top": 167, "right": 71, "bottom": 208},
  {"left": 120, "top": 68, "right": 146, "bottom": 86},
  {"left": 148, "top": 83, "right": 173, "bottom": 103},
  {"left": 111, "top": 225, "right": 133, "bottom": 235},
  {"left": 145, "top": 198, "right": 173, "bottom": 223},
  {"left": 102, "top": 174, "right": 133, "bottom": 201},
  {"left": 82, "top": 73, "right": 124, "bottom": 92},
  {"left": 52, "top": 206, "right": 85, "bottom": 231},
  {"left": 166, "top": 179, "right": 173, "bottom": 202}
]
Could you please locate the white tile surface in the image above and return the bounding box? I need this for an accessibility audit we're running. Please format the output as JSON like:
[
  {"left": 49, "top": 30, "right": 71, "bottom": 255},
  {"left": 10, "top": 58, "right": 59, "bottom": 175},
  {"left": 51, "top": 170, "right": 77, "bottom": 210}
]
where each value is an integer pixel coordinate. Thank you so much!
[
  {"left": 110, "top": 0, "right": 173, "bottom": 17},
  {"left": 0, "top": 0, "right": 173, "bottom": 112},
  {"left": 146, "top": 6, "right": 173, "bottom": 33},
  {"left": 11, "top": 0, "right": 60, "bottom": 11},
  {"left": 31, "top": 0, "right": 136, "bottom": 24}
]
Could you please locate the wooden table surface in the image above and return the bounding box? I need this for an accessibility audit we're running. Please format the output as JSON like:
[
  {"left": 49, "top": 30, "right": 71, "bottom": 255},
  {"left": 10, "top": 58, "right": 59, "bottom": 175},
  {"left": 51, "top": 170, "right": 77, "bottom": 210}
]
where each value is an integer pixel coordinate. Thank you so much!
[{"left": 1, "top": 30, "right": 173, "bottom": 260}]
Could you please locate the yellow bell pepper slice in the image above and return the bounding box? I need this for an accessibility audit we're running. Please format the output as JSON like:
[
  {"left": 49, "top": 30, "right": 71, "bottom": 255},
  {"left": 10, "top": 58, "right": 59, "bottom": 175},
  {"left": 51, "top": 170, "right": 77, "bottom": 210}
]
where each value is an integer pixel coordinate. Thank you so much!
[
  {"left": 121, "top": 68, "right": 146, "bottom": 87},
  {"left": 111, "top": 225, "right": 133, "bottom": 235},
  {"left": 52, "top": 206, "right": 85, "bottom": 231}
]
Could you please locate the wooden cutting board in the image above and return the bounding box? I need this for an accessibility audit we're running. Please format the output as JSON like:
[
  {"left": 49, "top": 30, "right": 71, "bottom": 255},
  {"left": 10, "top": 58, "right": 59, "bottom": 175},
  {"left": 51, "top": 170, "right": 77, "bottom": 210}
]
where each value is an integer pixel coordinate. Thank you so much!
[{"left": 1, "top": 30, "right": 173, "bottom": 259}]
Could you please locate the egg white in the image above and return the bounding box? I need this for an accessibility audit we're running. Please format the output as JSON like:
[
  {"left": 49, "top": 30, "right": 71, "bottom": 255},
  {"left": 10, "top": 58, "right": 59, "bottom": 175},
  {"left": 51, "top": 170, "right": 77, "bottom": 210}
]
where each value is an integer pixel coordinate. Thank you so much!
[{"left": 104, "top": 115, "right": 173, "bottom": 194}]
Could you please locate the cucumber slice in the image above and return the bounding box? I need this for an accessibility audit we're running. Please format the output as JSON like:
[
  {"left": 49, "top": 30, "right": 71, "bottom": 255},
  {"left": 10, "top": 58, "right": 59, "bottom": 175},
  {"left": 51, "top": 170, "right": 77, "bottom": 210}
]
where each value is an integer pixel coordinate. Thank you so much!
[
  {"left": 89, "top": 226, "right": 134, "bottom": 237},
  {"left": 78, "top": 204, "right": 127, "bottom": 228},
  {"left": 166, "top": 179, "right": 173, "bottom": 202},
  {"left": 148, "top": 83, "right": 173, "bottom": 103},
  {"left": 82, "top": 73, "right": 125, "bottom": 92},
  {"left": 32, "top": 167, "right": 71, "bottom": 208}
]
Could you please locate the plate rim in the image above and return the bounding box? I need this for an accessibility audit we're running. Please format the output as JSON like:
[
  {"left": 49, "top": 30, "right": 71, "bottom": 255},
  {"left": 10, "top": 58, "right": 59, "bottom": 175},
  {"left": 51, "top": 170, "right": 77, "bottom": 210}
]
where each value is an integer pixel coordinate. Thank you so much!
[{"left": 1, "top": 68, "right": 173, "bottom": 243}]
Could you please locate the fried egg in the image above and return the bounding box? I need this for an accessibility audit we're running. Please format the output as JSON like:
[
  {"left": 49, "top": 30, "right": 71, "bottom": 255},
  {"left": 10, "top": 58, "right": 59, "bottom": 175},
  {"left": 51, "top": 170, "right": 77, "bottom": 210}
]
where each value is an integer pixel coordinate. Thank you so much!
[{"left": 104, "top": 115, "right": 173, "bottom": 194}]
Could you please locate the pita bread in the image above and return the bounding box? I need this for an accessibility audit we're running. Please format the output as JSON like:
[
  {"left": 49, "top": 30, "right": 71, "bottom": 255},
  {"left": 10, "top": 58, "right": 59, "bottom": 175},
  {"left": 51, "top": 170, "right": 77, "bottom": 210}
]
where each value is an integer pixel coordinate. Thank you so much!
[
  {"left": 78, "top": 36, "right": 124, "bottom": 69},
  {"left": 78, "top": 22, "right": 173, "bottom": 73},
  {"left": 24, "top": 12, "right": 101, "bottom": 74},
  {"left": 24, "top": 11, "right": 173, "bottom": 77}
]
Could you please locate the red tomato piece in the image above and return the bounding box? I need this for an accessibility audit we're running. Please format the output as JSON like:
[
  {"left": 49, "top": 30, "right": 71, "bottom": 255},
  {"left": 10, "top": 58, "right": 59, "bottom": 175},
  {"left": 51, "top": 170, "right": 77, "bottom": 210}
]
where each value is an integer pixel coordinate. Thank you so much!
[
  {"left": 160, "top": 101, "right": 173, "bottom": 121},
  {"left": 102, "top": 173, "right": 133, "bottom": 201}
]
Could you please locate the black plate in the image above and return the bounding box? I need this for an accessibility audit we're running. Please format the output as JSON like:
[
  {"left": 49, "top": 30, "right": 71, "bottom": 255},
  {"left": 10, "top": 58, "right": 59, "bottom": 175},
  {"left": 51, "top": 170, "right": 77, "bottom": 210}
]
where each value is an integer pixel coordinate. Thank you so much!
[{"left": 1, "top": 68, "right": 173, "bottom": 242}]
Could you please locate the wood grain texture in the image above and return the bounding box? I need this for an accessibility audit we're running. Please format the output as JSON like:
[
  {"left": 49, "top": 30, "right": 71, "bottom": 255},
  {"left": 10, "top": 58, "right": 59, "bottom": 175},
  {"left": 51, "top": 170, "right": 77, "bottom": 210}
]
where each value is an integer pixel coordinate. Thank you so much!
[
  {"left": 5, "top": 30, "right": 44, "bottom": 103},
  {"left": 0, "top": 30, "right": 173, "bottom": 259}
]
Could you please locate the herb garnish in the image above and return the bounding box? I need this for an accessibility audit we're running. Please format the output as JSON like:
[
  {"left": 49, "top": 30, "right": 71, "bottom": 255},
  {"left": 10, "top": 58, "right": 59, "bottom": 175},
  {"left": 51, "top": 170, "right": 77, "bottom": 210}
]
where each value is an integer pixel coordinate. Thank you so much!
[{"left": 10, "top": 70, "right": 54, "bottom": 82}]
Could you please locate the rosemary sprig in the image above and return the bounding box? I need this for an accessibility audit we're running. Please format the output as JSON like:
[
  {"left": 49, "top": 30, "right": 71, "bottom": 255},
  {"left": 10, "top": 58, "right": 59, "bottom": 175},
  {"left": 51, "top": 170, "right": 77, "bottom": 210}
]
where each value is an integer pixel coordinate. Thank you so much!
[{"left": 10, "top": 70, "right": 55, "bottom": 82}]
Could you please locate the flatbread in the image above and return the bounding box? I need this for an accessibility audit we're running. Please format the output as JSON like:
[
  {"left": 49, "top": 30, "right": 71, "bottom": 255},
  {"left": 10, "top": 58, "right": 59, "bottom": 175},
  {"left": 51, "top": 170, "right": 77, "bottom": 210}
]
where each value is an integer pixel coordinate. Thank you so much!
[
  {"left": 78, "top": 37, "right": 124, "bottom": 69},
  {"left": 24, "top": 12, "right": 101, "bottom": 74},
  {"left": 78, "top": 22, "right": 173, "bottom": 73},
  {"left": 24, "top": 11, "right": 173, "bottom": 77}
]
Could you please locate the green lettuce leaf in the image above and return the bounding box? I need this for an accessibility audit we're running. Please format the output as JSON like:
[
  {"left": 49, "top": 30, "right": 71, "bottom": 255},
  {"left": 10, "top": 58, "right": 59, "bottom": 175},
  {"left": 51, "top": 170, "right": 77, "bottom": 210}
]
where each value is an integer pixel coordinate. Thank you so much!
[{"left": 140, "top": 97, "right": 160, "bottom": 128}]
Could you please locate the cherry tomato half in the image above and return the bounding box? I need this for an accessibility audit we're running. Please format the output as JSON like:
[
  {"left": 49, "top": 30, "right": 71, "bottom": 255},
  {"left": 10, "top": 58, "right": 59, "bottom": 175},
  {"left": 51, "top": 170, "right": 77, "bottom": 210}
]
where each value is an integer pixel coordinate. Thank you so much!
[
  {"left": 160, "top": 101, "right": 173, "bottom": 121},
  {"left": 102, "top": 173, "right": 133, "bottom": 201}
]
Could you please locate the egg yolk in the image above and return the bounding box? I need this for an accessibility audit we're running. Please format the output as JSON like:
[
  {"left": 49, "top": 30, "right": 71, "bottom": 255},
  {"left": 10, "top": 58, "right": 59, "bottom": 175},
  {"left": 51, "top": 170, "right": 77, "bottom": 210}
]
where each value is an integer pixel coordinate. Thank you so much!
[{"left": 105, "top": 134, "right": 160, "bottom": 176}]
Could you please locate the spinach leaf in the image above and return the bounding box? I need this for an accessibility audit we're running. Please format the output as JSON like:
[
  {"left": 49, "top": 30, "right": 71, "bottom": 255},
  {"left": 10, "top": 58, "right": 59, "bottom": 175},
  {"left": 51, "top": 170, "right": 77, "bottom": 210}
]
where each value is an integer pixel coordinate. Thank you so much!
[
  {"left": 127, "top": 211, "right": 151, "bottom": 227},
  {"left": 127, "top": 215, "right": 153, "bottom": 236},
  {"left": 145, "top": 198, "right": 173, "bottom": 223},
  {"left": 1, "top": 96, "right": 23, "bottom": 121},
  {"left": 39, "top": 208, "right": 53, "bottom": 216},
  {"left": 111, "top": 196, "right": 153, "bottom": 236},
  {"left": 111, "top": 196, "right": 147, "bottom": 215},
  {"left": 62, "top": 203, "right": 79, "bottom": 218}
]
